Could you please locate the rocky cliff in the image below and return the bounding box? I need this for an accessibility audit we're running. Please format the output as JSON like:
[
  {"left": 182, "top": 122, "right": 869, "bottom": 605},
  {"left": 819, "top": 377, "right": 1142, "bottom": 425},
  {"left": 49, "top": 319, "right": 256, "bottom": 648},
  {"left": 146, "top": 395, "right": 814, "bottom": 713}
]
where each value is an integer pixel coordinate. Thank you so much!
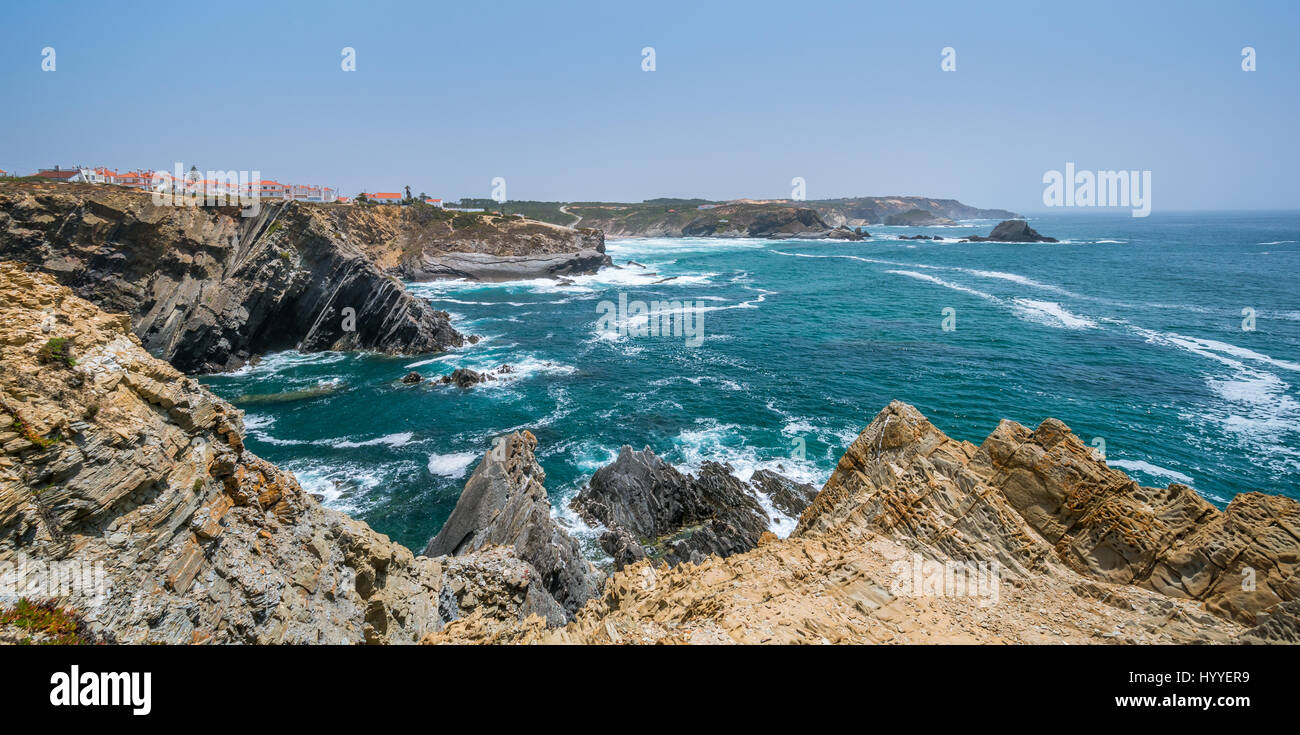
[
  {"left": 0, "top": 182, "right": 464, "bottom": 372},
  {"left": 481, "top": 197, "right": 1017, "bottom": 236},
  {"left": 0, "top": 263, "right": 567, "bottom": 643},
  {"left": 329, "top": 203, "right": 610, "bottom": 281},
  {"left": 812, "top": 196, "right": 1018, "bottom": 227},
  {"left": 427, "top": 402, "right": 1299, "bottom": 644}
]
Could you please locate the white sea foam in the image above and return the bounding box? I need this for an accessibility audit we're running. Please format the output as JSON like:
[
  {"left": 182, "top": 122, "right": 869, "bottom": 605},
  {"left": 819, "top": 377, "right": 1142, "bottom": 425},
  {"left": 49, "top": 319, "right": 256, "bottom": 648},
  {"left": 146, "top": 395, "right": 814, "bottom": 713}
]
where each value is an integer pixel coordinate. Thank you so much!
[
  {"left": 1011, "top": 299, "right": 1098, "bottom": 329},
  {"left": 1108, "top": 459, "right": 1194, "bottom": 485},
  {"left": 959, "top": 269, "right": 1075, "bottom": 296},
  {"left": 225, "top": 350, "right": 349, "bottom": 377},
  {"left": 669, "top": 420, "right": 829, "bottom": 538},
  {"left": 884, "top": 270, "right": 999, "bottom": 302},
  {"left": 329, "top": 432, "right": 415, "bottom": 449},
  {"left": 427, "top": 451, "right": 478, "bottom": 478}
]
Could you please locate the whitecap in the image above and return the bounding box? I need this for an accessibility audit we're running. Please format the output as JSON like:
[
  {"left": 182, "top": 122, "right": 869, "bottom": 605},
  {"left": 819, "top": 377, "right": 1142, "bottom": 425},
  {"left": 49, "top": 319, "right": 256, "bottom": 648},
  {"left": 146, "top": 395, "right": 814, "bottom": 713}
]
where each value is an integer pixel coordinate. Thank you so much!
[
  {"left": 427, "top": 451, "right": 478, "bottom": 478},
  {"left": 1108, "top": 459, "right": 1194, "bottom": 485}
]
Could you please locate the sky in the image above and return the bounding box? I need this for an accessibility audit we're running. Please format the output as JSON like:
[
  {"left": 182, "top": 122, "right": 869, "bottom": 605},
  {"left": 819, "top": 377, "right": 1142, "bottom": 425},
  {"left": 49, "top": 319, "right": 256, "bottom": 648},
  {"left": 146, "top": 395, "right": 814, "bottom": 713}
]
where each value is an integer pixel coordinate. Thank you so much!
[{"left": 1, "top": 0, "right": 1298, "bottom": 212}]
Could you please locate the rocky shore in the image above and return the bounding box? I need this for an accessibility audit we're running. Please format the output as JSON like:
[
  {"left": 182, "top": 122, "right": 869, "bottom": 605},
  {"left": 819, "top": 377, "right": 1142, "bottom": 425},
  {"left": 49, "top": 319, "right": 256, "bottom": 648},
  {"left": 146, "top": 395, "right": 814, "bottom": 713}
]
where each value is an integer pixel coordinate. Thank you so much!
[{"left": 2, "top": 263, "right": 1297, "bottom": 645}]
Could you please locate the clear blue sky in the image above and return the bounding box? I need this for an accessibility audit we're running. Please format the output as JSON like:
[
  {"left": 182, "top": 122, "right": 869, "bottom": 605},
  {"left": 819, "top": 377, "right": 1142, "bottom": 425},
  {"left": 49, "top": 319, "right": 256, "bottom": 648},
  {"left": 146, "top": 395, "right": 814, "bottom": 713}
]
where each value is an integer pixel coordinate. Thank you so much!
[{"left": 2, "top": 0, "right": 1297, "bottom": 211}]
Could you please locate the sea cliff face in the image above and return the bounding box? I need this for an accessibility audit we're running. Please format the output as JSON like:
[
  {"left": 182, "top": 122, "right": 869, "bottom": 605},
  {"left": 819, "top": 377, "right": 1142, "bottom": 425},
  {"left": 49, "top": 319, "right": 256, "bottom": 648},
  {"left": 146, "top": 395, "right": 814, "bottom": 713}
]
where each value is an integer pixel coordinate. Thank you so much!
[
  {"left": 0, "top": 183, "right": 464, "bottom": 372},
  {"left": 557, "top": 197, "right": 1017, "bottom": 237},
  {"left": 329, "top": 203, "right": 610, "bottom": 281}
]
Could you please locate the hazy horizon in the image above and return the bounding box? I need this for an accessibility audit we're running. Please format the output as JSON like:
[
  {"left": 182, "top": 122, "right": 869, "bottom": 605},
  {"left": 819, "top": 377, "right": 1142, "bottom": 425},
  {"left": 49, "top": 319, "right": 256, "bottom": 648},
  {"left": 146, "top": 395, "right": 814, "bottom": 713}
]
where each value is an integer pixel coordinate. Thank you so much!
[{"left": 3, "top": 0, "right": 1298, "bottom": 213}]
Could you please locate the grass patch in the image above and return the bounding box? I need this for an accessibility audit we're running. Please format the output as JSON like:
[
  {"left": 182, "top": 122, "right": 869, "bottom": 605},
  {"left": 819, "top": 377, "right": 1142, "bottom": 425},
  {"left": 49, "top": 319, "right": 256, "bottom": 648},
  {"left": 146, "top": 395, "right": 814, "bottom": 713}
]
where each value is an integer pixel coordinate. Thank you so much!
[
  {"left": 37, "top": 337, "right": 75, "bottom": 368},
  {"left": 0, "top": 599, "right": 103, "bottom": 645},
  {"left": 1, "top": 401, "right": 61, "bottom": 450}
]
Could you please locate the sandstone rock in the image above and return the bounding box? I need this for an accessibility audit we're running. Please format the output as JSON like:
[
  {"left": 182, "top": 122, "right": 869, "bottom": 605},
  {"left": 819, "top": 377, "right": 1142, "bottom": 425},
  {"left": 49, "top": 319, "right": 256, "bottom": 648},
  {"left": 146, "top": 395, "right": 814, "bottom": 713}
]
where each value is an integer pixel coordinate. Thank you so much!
[
  {"left": 0, "top": 263, "right": 557, "bottom": 643},
  {"left": 423, "top": 432, "right": 603, "bottom": 618}
]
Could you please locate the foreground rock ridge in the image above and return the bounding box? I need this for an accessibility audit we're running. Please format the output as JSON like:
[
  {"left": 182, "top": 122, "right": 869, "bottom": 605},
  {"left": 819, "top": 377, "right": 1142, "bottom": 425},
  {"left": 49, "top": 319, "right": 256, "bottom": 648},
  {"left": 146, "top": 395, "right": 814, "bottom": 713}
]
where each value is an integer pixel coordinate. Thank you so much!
[
  {"left": 427, "top": 402, "right": 1299, "bottom": 644},
  {"left": 0, "top": 264, "right": 571, "bottom": 643}
]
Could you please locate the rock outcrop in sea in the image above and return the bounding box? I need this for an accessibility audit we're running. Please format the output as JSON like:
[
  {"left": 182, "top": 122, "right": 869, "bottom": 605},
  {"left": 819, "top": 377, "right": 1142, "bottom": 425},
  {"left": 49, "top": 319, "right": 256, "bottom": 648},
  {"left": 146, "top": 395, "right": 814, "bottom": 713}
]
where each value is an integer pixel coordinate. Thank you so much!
[
  {"left": 570, "top": 447, "right": 807, "bottom": 570},
  {"left": 963, "top": 219, "right": 1059, "bottom": 243},
  {"left": 423, "top": 432, "right": 603, "bottom": 618},
  {"left": 0, "top": 183, "right": 464, "bottom": 372},
  {"left": 0, "top": 263, "right": 565, "bottom": 642}
]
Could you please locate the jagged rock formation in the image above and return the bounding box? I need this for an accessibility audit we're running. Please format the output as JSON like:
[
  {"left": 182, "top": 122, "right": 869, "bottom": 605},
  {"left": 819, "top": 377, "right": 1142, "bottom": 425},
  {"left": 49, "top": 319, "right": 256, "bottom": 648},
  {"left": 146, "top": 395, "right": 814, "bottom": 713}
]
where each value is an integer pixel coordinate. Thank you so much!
[
  {"left": 0, "top": 263, "right": 563, "bottom": 642},
  {"left": 330, "top": 203, "right": 610, "bottom": 281},
  {"left": 0, "top": 182, "right": 463, "bottom": 372},
  {"left": 883, "top": 208, "right": 955, "bottom": 226},
  {"left": 963, "top": 219, "right": 1059, "bottom": 243},
  {"left": 749, "top": 468, "right": 818, "bottom": 519},
  {"left": 571, "top": 447, "right": 773, "bottom": 569},
  {"left": 796, "top": 401, "right": 1300, "bottom": 627},
  {"left": 423, "top": 432, "right": 603, "bottom": 617},
  {"left": 428, "top": 402, "right": 1299, "bottom": 644}
]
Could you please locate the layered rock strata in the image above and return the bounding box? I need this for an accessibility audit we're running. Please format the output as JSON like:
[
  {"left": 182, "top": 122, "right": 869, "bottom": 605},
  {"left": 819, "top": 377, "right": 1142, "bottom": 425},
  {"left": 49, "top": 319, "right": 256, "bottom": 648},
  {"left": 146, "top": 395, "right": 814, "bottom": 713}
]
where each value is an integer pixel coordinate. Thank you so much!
[
  {"left": 0, "top": 183, "right": 463, "bottom": 372},
  {"left": 0, "top": 263, "right": 561, "bottom": 643}
]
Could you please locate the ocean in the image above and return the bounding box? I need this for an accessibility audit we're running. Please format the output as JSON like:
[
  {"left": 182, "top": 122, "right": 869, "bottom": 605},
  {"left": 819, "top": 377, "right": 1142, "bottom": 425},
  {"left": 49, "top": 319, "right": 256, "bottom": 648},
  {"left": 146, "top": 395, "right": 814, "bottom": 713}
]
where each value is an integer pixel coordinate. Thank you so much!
[{"left": 201, "top": 211, "right": 1300, "bottom": 554}]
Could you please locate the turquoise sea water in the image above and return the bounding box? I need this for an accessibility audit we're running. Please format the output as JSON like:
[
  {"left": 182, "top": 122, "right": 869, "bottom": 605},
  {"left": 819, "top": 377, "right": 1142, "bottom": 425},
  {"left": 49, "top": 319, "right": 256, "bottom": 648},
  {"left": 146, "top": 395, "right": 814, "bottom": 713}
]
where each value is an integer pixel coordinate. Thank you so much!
[{"left": 202, "top": 212, "right": 1300, "bottom": 553}]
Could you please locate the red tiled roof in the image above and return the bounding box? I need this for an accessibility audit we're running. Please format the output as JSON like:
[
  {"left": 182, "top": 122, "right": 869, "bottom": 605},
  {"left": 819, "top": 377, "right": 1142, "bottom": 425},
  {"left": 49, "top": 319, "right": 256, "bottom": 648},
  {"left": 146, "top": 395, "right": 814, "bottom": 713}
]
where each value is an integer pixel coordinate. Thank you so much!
[
  {"left": 369, "top": 192, "right": 401, "bottom": 199},
  {"left": 35, "top": 170, "right": 79, "bottom": 180}
]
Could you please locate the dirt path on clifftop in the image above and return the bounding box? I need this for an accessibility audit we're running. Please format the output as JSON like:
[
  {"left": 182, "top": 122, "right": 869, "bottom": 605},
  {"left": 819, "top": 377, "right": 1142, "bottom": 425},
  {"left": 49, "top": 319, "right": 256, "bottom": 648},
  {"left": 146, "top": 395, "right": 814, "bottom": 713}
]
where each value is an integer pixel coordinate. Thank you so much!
[{"left": 559, "top": 205, "right": 582, "bottom": 228}]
